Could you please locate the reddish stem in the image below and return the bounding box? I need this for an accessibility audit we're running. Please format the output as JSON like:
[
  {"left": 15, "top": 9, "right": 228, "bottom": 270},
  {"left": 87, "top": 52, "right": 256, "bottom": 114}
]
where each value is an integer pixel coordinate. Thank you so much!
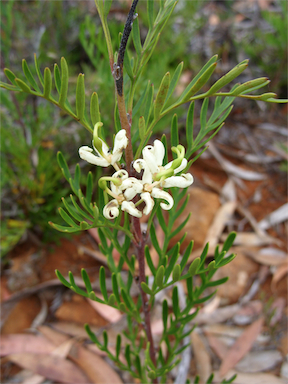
[{"left": 132, "top": 216, "right": 158, "bottom": 383}]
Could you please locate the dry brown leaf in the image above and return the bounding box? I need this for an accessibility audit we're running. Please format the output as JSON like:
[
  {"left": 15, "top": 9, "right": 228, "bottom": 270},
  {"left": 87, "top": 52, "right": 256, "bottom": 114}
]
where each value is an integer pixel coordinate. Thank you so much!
[
  {"left": 7, "top": 353, "right": 89, "bottom": 384},
  {"left": 0, "top": 334, "right": 55, "bottom": 356},
  {"left": 39, "top": 325, "right": 123, "bottom": 384},
  {"left": 219, "top": 317, "right": 264, "bottom": 376},
  {"left": 22, "top": 373, "right": 45, "bottom": 384},
  {"left": 87, "top": 296, "right": 122, "bottom": 323},
  {"left": 244, "top": 247, "right": 288, "bottom": 266},
  {"left": 205, "top": 332, "right": 228, "bottom": 359},
  {"left": 46, "top": 321, "right": 100, "bottom": 338},
  {"left": 69, "top": 343, "right": 123, "bottom": 384},
  {"left": 235, "top": 350, "right": 283, "bottom": 373},
  {"left": 204, "top": 201, "right": 237, "bottom": 249},
  {"left": 191, "top": 331, "right": 212, "bottom": 383},
  {"left": 222, "top": 232, "right": 281, "bottom": 246},
  {"left": 271, "top": 263, "right": 288, "bottom": 291},
  {"left": 258, "top": 203, "right": 288, "bottom": 230},
  {"left": 214, "top": 369, "right": 287, "bottom": 384}
]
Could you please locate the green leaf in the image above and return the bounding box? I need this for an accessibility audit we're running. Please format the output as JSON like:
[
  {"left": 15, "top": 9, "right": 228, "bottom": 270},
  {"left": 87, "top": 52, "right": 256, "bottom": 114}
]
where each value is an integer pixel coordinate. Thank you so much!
[
  {"left": 81, "top": 268, "right": 93, "bottom": 293},
  {"left": 141, "top": 282, "right": 153, "bottom": 295},
  {"left": 147, "top": 0, "right": 154, "bottom": 28},
  {"left": 216, "top": 253, "right": 236, "bottom": 268},
  {"left": 34, "top": 54, "right": 44, "bottom": 86},
  {"left": 61, "top": 197, "right": 83, "bottom": 223},
  {"left": 116, "top": 334, "right": 121, "bottom": 360},
  {"left": 165, "top": 61, "right": 183, "bottom": 106},
  {"left": 138, "top": 116, "right": 145, "bottom": 140},
  {"left": 135, "top": 354, "right": 142, "bottom": 376},
  {"left": 57, "top": 151, "right": 71, "bottom": 181},
  {"left": 58, "top": 207, "right": 77, "bottom": 227},
  {"left": 171, "top": 114, "right": 179, "bottom": 150},
  {"left": 186, "top": 276, "right": 193, "bottom": 301},
  {"left": 145, "top": 245, "right": 156, "bottom": 276},
  {"left": 55, "top": 270, "right": 71, "bottom": 288},
  {"left": 0, "top": 82, "right": 20, "bottom": 91},
  {"left": 69, "top": 194, "right": 93, "bottom": 221},
  {"left": 49, "top": 221, "right": 80, "bottom": 233},
  {"left": 104, "top": 0, "right": 113, "bottom": 16},
  {"left": 124, "top": 344, "right": 131, "bottom": 369},
  {"left": 154, "top": 72, "right": 170, "bottom": 119},
  {"left": 108, "top": 294, "right": 116, "bottom": 306},
  {"left": 232, "top": 77, "right": 269, "bottom": 96},
  {"left": 90, "top": 92, "right": 101, "bottom": 126},
  {"left": 22, "top": 59, "right": 41, "bottom": 92},
  {"left": 121, "top": 288, "right": 134, "bottom": 311},
  {"left": 222, "top": 231, "right": 237, "bottom": 253},
  {"left": 206, "top": 277, "right": 229, "bottom": 287},
  {"left": 164, "top": 242, "right": 180, "bottom": 282},
  {"left": 172, "top": 264, "right": 181, "bottom": 282},
  {"left": 99, "top": 266, "right": 108, "bottom": 302},
  {"left": 43, "top": 67, "right": 52, "bottom": 98},
  {"left": 179, "top": 55, "right": 218, "bottom": 102},
  {"left": 86, "top": 172, "right": 93, "bottom": 204},
  {"left": 162, "top": 299, "right": 168, "bottom": 332},
  {"left": 150, "top": 223, "right": 162, "bottom": 256},
  {"left": 172, "top": 285, "right": 179, "bottom": 318},
  {"left": 206, "top": 60, "right": 249, "bottom": 95},
  {"left": 4, "top": 68, "right": 18, "bottom": 86},
  {"left": 180, "top": 241, "right": 194, "bottom": 271},
  {"left": 54, "top": 64, "right": 61, "bottom": 94},
  {"left": 123, "top": 48, "right": 134, "bottom": 80},
  {"left": 85, "top": 324, "right": 102, "bottom": 347},
  {"left": 112, "top": 273, "right": 121, "bottom": 303},
  {"left": 155, "top": 265, "right": 165, "bottom": 288},
  {"left": 15, "top": 78, "right": 31, "bottom": 93},
  {"left": 132, "top": 16, "right": 142, "bottom": 56},
  {"left": 200, "top": 98, "right": 209, "bottom": 130},
  {"left": 144, "top": 83, "right": 154, "bottom": 125},
  {"left": 103, "top": 330, "right": 108, "bottom": 349},
  {"left": 76, "top": 73, "right": 85, "bottom": 120},
  {"left": 189, "top": 257, "right": 200, "bottom": 276},
  {"left": 59, "top": 57, "right": 69, "bottom": 106}
]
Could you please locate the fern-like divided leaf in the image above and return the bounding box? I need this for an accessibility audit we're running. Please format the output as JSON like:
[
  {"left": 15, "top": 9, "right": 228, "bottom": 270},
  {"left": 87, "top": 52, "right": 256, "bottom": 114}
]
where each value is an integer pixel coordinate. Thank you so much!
[
  {"left": 0, "top": 55, "right": 102, "bottom": 132},
  {"left": 49, "top": 152, "right": 101, "bottom": 233}
]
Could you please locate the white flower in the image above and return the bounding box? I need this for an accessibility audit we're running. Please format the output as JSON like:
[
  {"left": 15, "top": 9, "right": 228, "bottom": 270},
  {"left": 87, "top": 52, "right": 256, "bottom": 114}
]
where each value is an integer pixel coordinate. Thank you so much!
[
  {"left": 160, "top": 173, "right": 194, "bottom": 188},
  {"left": 140, "top": 192, "right": 154, "bottom": 215},
  {"left": 151, "top": 187, "right": 174, "bottom": 210},
  {"left": 121, "top": 201, "right": 142, "bottom": 218},
  {"left": 79, "top": 128, "right": 128, "bottom": 167},
  {"left": 103, "top": 199, "right": 120, "bottom": 219},
  {"left": 119, "top": 178, "right": 144, "bottom": 201}
]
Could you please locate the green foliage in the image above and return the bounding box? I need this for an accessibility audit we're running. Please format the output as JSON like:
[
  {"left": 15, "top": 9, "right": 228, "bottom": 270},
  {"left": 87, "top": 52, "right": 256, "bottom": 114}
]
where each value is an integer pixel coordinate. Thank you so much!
[{"left": 1, "top": 0, "right": 287, "bottom": 382}]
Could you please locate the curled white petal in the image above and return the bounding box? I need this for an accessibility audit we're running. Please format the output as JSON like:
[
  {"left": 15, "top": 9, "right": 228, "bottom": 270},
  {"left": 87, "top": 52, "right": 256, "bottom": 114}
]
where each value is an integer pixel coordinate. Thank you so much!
[
  {"left": 151, "top": 187, "right": 174, "bottom": 210},
  {"left": 141, "top": 192, "right": 154, "bottom": 215},
  {"left": 142, "top": 145, "right": 159, "bottom": 174},
  {"left": 79, "top": 146, "right": 110, "bottom": 167},
  {"left": 110, "top": 170, "right": 129, "bottom": 194},
  {"left": 161, "top": 173, "right": 194, "bottom": 188},
  {"left": 121, "top": 201, "right": 142, "bottom": 218},
  {"left": 111, "top": 130, "right": 128, "bottom": 164},
  {"left": 164, "top": 158, "right": 187, "bottom": 174},
  {"left": 133, "top": 159, "right": 153, "bottom": 184},
  {"left": 120, "top": 178, "right": 143, "bottom": 201},
  {"left": 93, "top": 138, "right": 110, "bottom": 158},
  {"left": 153, "top": 140, "right": 165, "bottom": 166},
  {"left": 103, "top": 199, "right": 119, "bottom": 219}
]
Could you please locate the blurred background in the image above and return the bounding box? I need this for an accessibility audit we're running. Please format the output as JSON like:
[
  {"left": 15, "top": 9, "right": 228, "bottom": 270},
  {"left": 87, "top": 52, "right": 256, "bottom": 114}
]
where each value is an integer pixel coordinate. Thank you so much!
[{"left": 1, "top": 1, "right": 287, "bottom": 383}]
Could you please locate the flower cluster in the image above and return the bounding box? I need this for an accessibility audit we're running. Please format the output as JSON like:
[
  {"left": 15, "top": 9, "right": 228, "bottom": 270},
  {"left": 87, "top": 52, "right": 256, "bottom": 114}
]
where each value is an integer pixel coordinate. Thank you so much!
[{"left": 79, "top": 124, "right": 193, "bottom": 219}]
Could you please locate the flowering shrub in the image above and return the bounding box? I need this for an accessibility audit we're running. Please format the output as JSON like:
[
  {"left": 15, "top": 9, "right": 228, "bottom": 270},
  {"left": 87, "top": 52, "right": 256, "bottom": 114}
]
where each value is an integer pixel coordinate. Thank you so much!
[{"left": 1, "top": 0, "right": 287, "bottom": 382}]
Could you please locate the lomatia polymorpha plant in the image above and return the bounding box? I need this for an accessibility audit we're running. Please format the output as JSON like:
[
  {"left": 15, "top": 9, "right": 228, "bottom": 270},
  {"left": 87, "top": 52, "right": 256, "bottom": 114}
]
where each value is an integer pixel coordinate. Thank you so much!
[{"left": 1, "top": 0, "right": 287, "bottom": 382}]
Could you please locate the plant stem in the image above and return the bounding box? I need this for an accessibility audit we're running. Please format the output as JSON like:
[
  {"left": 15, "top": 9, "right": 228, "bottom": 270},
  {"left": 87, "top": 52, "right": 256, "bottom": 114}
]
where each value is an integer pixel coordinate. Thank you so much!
[
  {"left": 114, "top": 0, "right": 139, "bottom": 170},
  {"left": 132, "top": 216, "right": 158, "bottom": 383}
]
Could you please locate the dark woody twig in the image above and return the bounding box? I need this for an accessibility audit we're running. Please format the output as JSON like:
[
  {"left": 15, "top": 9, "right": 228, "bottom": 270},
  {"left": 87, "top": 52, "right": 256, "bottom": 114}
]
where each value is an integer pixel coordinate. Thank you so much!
[{"left": 113, "top": 0, "right": 139, "bottom": 169}]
